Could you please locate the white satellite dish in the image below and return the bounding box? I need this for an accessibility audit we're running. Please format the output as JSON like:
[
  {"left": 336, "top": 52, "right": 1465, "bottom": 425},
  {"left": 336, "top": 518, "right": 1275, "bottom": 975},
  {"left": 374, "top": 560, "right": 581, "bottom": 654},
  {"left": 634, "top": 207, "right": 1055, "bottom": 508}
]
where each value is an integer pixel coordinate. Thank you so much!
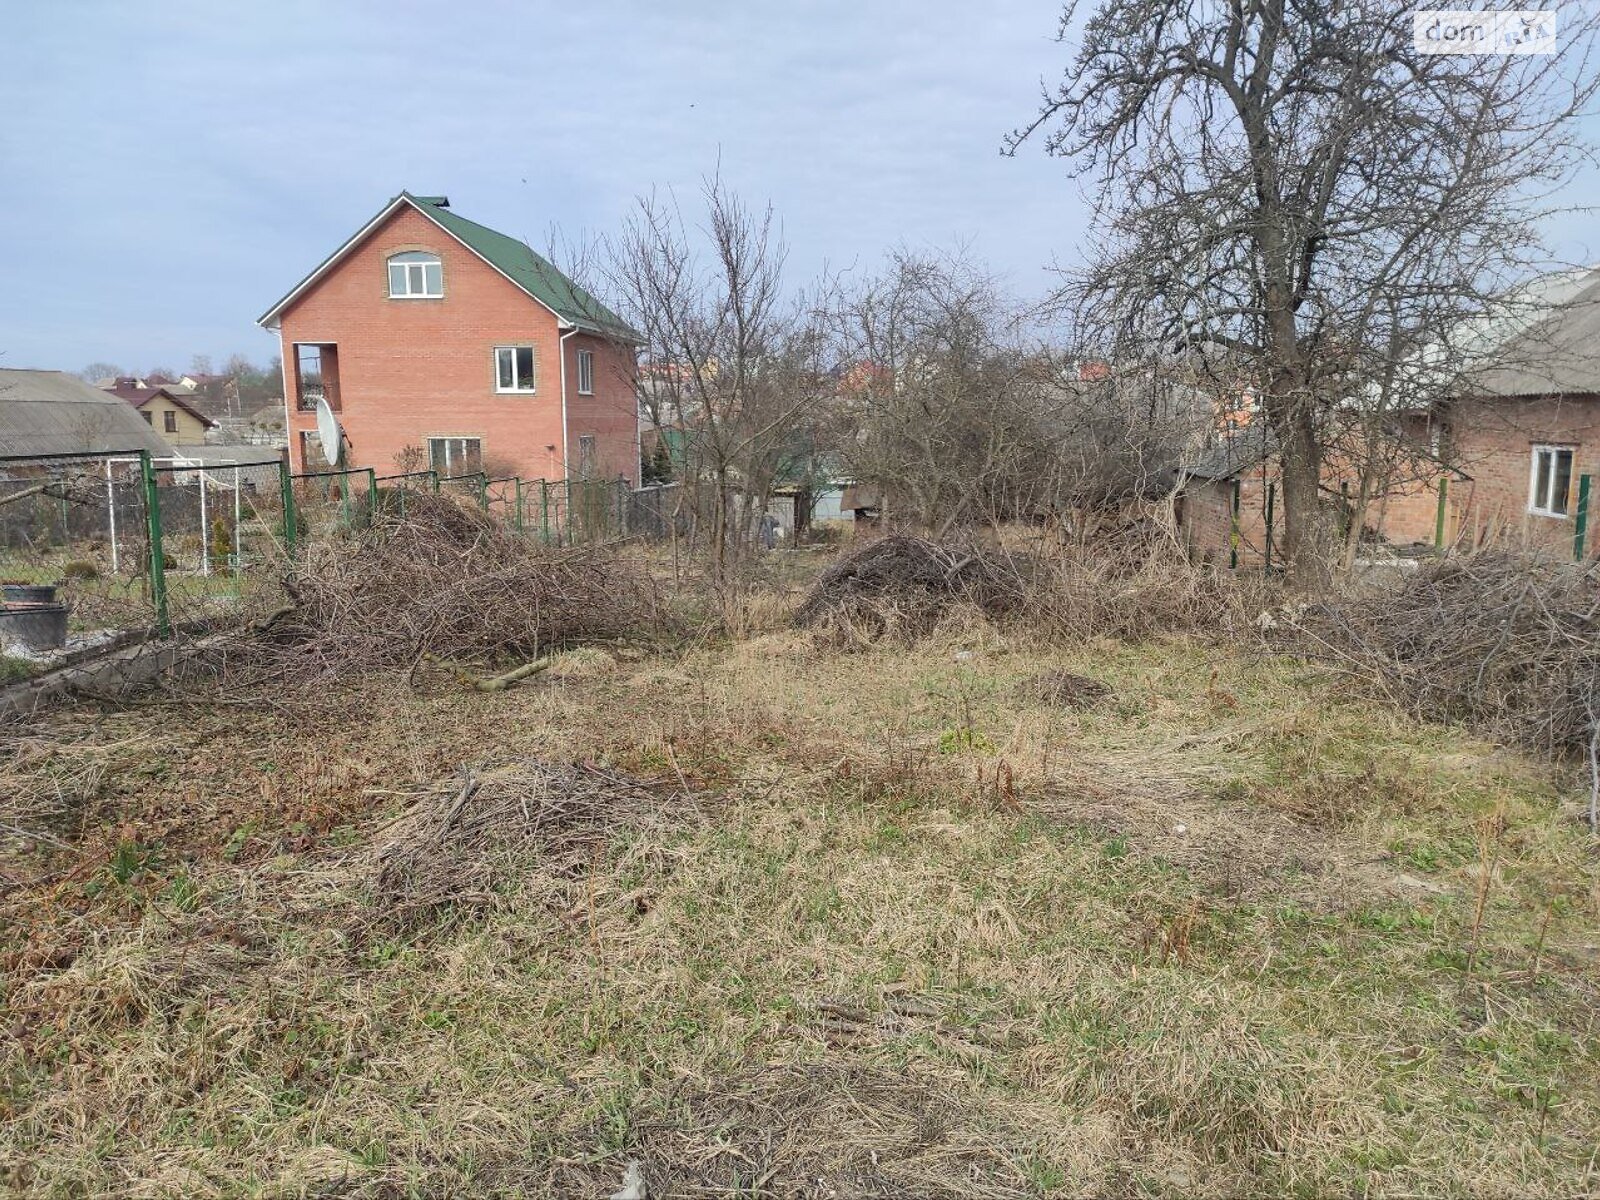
[{"left": 314, "top": 398, "right": 344, "bottom": 467}]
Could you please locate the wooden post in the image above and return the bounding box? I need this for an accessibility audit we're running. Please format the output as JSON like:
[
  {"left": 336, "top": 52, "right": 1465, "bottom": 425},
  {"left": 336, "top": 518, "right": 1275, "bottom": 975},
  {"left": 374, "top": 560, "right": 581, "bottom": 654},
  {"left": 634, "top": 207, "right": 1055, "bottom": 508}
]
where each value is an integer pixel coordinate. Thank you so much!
[
  {"left": 1434, "top": 476, "right": 1449, "bottom": 552},
  {"left": 1574, "top": 474, "right": 1591, "bottom": 561},
  {"left": 1264, "top": 481, "right": 1276, "bottom": 574},
  {"left": 1229, "top": 478, "right": 1242, "bottom": 570}
]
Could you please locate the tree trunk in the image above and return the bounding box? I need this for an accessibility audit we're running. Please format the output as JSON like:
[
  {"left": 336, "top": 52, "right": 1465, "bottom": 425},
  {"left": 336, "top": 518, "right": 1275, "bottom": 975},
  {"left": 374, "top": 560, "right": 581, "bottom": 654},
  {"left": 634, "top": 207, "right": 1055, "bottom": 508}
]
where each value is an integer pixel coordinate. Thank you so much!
[{"left": 1275, "top": 401, "right": 1332, "bottom": 589}]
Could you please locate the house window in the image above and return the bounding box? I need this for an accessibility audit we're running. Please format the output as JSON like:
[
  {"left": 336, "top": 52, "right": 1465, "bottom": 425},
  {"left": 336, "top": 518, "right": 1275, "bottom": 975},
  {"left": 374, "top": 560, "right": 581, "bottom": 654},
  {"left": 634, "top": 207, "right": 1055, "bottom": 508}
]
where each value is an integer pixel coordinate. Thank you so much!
[
  {"left": 577, "top": 434, "right": 596, "bottom": 479},
  {"left": 495, "top": 346, "right": 536, "bottom": 392},
  {"left": 388, "top": 251, "right": 443, "bottom": 298},
  {"left": 577, "top": 348, "right": 594, "bottom": 395},
  {"left": 428, "top": 436, "right": 482, "bottom": 476},
  {"left": 163, "top": 410, "right": 178, "bottom": 433},
  {"left": 1530, "top": 445, "right": 1575, "bottom": 518},
  {"left": 141, "top": 411, "right": 153, "bottom": 425}
]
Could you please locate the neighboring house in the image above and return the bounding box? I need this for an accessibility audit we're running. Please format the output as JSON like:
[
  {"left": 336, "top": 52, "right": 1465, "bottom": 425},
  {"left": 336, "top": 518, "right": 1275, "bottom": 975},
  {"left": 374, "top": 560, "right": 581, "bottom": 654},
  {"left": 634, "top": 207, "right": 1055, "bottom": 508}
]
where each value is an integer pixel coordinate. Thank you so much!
[
  {"left": 101, "top": 377, "right": 216, "bottom": 445},
  {"left": 1412, "top": 265, "right": 1600, "bottom": 554},
  {"left": 257, "top": 191, "right": 642, "bottom": 483},
  {"left": 0, "top": 368, "right": 179, "bottom": 458},
  {"left": 1178, "top": 265, "right": 1600, "bottom": 562}
]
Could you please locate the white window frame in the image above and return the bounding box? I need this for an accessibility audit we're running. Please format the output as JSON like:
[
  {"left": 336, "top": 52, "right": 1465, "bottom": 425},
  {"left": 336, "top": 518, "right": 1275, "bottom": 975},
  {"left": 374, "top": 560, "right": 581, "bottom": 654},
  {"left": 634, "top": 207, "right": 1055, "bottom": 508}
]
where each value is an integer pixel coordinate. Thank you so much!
[
  {"left": 387, "top": 252, "right": 443, "bottom": 299},
  {"left": 494, "top": 346, "right": 536, "bottom": 393},
  {"left": 576, "top": 348, "right": 594, "bottom": 395},
  {"left": 1529, "top": 444, "right": 1576, "bottom": 518},
  {"left": 428, "top": 436, "right": 482, "bottom": 476}
]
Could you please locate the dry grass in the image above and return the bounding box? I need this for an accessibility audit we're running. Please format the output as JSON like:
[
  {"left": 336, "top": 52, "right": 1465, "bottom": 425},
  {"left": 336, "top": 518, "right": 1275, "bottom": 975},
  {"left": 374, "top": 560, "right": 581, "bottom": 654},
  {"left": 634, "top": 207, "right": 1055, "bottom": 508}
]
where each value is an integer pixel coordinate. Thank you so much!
[
  {"left": 3, "top": 565, "right": 1599, "bottom": 1197},
  {"left": 1026, "top": 517, "right": 1269, "bottom": 642}
]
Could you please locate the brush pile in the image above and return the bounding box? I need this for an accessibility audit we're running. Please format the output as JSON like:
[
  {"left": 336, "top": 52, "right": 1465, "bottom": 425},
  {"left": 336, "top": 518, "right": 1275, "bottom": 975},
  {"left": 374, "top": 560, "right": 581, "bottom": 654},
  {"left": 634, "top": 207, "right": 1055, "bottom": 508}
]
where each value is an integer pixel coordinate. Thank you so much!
[
  {"left": 225, "top": 493, "right": 661, "bottom": 686},
  {"left": 793, "top": 534, "right": 1023, "bottom": 638},
  {"left": 1293, "top": 550, "right": 1600, "bottom": 756},
  {"left": 372, "top": 758, "right": 696, "bottom": 930}
]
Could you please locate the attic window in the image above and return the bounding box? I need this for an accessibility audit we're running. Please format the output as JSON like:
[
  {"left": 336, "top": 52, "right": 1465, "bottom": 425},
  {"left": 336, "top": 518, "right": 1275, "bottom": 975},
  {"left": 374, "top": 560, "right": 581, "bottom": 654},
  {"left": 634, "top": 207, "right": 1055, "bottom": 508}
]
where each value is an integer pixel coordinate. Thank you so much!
[{"left": 388, "top": 252, "right": 443, "bottom": 298}]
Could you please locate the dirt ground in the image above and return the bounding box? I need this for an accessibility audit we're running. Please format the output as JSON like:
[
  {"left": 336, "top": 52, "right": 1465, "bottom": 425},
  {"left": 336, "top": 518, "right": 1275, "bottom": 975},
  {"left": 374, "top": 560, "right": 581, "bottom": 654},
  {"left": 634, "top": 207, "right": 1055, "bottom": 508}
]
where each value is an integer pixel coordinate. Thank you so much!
[{"left": 3, "top": 571, "right": 1599, "bottom": 1198}]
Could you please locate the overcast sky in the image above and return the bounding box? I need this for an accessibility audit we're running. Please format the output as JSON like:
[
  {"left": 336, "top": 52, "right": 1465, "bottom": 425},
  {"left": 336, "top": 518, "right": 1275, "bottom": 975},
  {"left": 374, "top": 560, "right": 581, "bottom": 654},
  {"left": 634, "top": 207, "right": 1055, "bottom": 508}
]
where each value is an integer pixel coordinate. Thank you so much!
[{"left": 3, "top": 1, "right": 1597, "bottom": 376}]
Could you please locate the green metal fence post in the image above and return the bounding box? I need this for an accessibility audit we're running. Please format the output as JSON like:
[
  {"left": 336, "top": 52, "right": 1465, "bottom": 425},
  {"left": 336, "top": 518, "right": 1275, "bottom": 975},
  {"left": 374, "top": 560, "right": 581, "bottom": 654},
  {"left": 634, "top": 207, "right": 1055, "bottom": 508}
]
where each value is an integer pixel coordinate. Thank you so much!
[
  {"left": 278, "top": 459, "right": 298, "bottom": 558},
  {"left": 430, "top": 470, "right": 440, "bottom": 494},
  {"left": 1229, "top": 478, "right": 1242, "bottom": 570},
  {"left": 478, "top": 474, "right": 489, "bottom": 512},
  {"left": 1434, "top": 475, "right": 1449, "bottom": 552},
  {"left": 1574, "top": 474, "right": 1591, "bottom": 561},
  {"left": 514, "top": 478, "right": 525, "bottom": 533},
  {"left": 366, "top": 468, "right": 377, "bottom": 524},
  {"left": 540, "top": 479, "right": 550, "bottom": 542},
  {"left": 1263, "top": 481, "right": 1276, "bottom": 575},
  {"left": 139, "top": 451, "right": 170, "bottom": 637}
]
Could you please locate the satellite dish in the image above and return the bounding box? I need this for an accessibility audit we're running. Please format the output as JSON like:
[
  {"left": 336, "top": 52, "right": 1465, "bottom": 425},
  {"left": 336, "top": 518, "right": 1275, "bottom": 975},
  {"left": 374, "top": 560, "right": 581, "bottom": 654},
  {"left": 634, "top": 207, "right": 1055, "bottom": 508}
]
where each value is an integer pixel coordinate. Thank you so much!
[{"left": 314, "top": 398, "right": 344, "bottom": 467}]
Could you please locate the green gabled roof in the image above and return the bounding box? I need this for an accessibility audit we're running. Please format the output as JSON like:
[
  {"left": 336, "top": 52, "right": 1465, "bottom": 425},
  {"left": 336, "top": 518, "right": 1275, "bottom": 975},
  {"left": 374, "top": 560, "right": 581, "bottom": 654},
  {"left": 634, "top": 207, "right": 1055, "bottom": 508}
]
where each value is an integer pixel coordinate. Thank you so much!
[
  {"left": 403, "top": 193, "right": 640, "bottom": 341},
  {"left": 258, "top": 192, "right": 642, "bottom": 342}
]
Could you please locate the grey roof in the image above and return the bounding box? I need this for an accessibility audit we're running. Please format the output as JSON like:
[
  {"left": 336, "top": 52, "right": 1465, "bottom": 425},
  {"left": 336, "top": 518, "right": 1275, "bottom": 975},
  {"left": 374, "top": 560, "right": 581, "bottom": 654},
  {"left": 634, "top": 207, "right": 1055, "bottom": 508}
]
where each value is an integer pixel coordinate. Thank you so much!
[
  {"left": 1182, "top": 424, "right": 1276, "bottom": 481},
  {"left": 0, "top": 369, "right": 180, "bottom": 459},
  {"left": 1466, "top": 267, "right": 1600, "bottom": 397}
]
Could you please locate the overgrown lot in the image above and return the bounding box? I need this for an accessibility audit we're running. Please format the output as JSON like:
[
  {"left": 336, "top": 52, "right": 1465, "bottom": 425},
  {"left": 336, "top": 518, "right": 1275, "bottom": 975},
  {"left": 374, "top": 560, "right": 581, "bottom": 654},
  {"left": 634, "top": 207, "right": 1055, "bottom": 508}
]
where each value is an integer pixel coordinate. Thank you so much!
[{"left": 3, "top": 552, "right": 1599, "bottom": 1198}]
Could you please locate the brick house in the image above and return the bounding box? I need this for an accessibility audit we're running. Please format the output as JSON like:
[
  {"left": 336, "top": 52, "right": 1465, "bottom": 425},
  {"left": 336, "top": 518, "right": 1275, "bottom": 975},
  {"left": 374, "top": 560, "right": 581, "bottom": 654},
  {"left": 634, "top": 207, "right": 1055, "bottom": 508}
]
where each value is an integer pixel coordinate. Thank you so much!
[
  {"left": 257, "top": 192, "right": 641, "bottom": 484},
  {"left": 1419, "top": 266, "right": 1600, "bottom": 555},
  {"left": 1178, "top": 266, "right": 1600, "bottom": 562},
  {"left": 101, "top": 378, "right": 215, "bottom": 446}
]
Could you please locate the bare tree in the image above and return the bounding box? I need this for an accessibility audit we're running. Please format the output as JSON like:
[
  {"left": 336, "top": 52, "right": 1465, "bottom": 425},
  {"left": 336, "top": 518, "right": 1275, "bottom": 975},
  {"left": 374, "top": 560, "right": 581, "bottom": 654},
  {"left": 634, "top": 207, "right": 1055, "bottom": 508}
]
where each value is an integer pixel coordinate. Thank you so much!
[
  {"left": 80, "top": 362, "right": 123, "bottom": 384},
  {"left": 826, "top": 250, "right": 1204, "bottom": 532},
  {"left": 604, "top": 178, "right": 827, "bottom": 592},
  {"left": 1010, "top": 0, "right": 1600, "bottom": 582}
]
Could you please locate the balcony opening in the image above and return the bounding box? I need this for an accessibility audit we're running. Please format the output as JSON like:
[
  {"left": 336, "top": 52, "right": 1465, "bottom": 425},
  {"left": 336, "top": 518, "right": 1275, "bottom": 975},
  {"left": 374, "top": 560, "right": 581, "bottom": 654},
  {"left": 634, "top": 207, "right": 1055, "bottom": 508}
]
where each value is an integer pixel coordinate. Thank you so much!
[{"left": 295, "top": 343, "right": 340, "bottom": 412}]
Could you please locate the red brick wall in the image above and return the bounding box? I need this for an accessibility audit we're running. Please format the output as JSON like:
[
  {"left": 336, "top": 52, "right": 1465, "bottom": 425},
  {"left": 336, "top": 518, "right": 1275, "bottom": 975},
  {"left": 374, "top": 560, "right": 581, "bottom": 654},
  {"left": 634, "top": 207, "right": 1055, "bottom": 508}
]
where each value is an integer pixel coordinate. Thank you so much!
[
  {"left": 563, "top": 331, "right": 640, "bottom": 483},
  {"left": 276, "top": 203, "right": 638, "bottom": 485},
  {"left": 1442, "top": 395, "right": 1600, "bottom": 555},
  {"left": 1180, "top": 469, "right": 1280, "bottom": 567}
]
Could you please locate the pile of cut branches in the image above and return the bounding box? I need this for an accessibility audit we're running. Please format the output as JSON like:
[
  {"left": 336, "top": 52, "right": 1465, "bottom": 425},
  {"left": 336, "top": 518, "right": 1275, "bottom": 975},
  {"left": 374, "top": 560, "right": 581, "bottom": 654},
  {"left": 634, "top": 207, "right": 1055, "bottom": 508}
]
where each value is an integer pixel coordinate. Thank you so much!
[
  {"left": 1292, "top": 551, "right": 1600, "bottom": 760},
  {"left": 371, "top": 758, "right": 696, "bottom": 930},
  {"left": 207, "top": 493, "right": 663, "bottom": 688},
  {"left": 793, "top": 534, "right": 1023, "bottom": 639}
]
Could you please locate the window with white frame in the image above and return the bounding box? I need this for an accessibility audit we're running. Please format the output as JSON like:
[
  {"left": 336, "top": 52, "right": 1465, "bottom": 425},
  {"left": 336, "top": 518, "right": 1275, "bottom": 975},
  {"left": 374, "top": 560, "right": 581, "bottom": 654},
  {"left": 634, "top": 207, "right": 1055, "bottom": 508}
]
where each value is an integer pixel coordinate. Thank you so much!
[
  {"left": 1529, "top": 445, "right": 1575, "bottom": 517},
  {"left": 577, "top": 348, "right": 594, "bottom": 395},
  {"left": 494, "top": 346, "right": 536, "bottom": 392},
  {"left": 387, "top": 251, "right": 443, "bottom": 298},
  {"left": 428, "top": 436, "right": 482, "bottom": 475}
]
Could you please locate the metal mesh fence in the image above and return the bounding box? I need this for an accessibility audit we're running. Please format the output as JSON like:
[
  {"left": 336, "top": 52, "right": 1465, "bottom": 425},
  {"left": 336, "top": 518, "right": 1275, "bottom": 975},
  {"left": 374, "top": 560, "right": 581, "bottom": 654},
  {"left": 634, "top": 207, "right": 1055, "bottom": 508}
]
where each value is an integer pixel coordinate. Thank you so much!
[
  {"left": 151, "top": 456, "right": 289, "bottom": 630},
  {"left": 0, "top": 451, "right": 158, "bottom": 649},
  {"left": 1, "top": 449, "right": 679, "bottom": 674}
]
